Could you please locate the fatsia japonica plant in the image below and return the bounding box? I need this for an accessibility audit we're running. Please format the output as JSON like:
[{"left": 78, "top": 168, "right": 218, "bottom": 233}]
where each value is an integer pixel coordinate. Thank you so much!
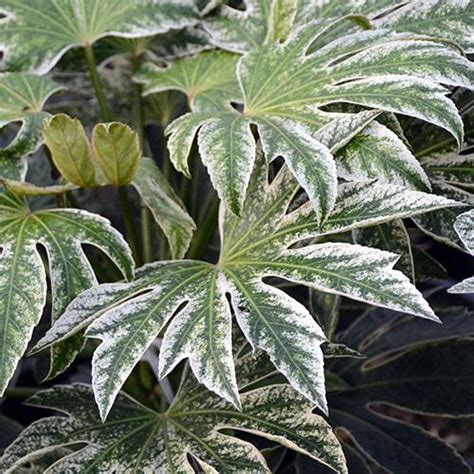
[{"left": 0, "top": 0, "right": 473, "bottom": 472}]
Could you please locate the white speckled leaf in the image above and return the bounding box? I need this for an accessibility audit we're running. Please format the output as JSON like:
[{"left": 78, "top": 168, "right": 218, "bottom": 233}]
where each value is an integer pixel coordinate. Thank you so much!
[
  {"left": 374, "top": 0, "right": 474, "bottom": 54},
  {"left": 136, "top": 50, "right": 242, "bottom": 112},
  {"left": 164, "top": 14, "right": 471, "bottom": 215},
  {"left": 132, "top": 157, "right": 196, "bottom": 259},
  {"left": 448, "top": 209, "right": 474, "bottom": 294},
  {"left": 353, "top": 220, "right": 415, "bottom": 282},
  {"left": 1, "top": 359, "right": 346, "bottom": 473},
  {"left": 0, "top": 191, "right": 134, "bottom": 394},
  {"left": 424, "top": 153, "right": 474, "bottom": 189},
  {"left": 0, "top": 74, "right": 63, "bottom": 179},
  {"left": 198, "top": 112, "right": 256, "bottom": 215},
  {"left": 36, "top": 153, "right": 455, "bottom": 418},
  {"left": 413, "top": 182, "right": 473, "bottom": 251},
  {"left": 336, "top": 121, "right": 431, "bottom": 191},
  {"left": 203, "top": 0, "right": 297, "bottom": 53},
  {"left": 0, "top": 0, "right": 199, "bottom": 74}
]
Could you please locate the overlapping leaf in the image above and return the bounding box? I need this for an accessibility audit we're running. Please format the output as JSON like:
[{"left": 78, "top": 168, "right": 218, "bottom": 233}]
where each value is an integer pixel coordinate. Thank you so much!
[
  {"left": 0, "top": 190, "right": 134, "bottom": 395},
  {"left": 0, "top": 0, "right": 199, "bottom": 74},
  {"left": 0, "top": 74, "right": 63, "bottom": 179},
  {"left": 313, "top": 306, "right": 474, "bottom": 473},
  {"left": 32, "top": 154, "right": 458, "bottom": 419},
  {"left": 448, "top": 209, "right": 474, "bottom": 293},
  {"left": 41, "top": 115, "right": 196, "bottom": 258},
  {"left": 158, "top": 14, "right": 473, "bottom": 217},
  {"left": 1, "top": 352, "right": 346, "bottom": 473}
]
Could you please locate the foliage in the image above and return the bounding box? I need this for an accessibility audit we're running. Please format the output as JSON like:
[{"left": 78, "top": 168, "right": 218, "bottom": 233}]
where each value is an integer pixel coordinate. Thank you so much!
[{"left": 0, "top": 0, "right": 473, "bottom": 472}]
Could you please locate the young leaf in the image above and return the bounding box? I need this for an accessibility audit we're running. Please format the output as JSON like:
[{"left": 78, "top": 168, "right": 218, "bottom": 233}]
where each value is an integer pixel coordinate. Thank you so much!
[
  {"left": 0, "top": 191, "right": 134, "bottom": 395},
  {"left": 1, "top": 359, "right": 346, "bottom": 473},
  {"left": 92, "top": 122, "right": 141, "bottom": 186},
  {"left": 0, "top": 0, "right": 199, "bottom": 74},
  {"left": 0, "top": 74, "right": 63, "bottom": 179},
  {"left": 131, "top": 157, "right": 196, "bottom": 259},
  {"left": 43, "top": 114, "right": 97, "bottom": 187},
  {"left": 448, "top": 209, "right": 474, "bottom": 294},
  {"left": 34, "top": 155, "right": 457, "bottom": 419}
]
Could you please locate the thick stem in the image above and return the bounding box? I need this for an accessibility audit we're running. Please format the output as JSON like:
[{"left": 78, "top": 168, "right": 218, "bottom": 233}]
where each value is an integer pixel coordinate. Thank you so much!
[
  {"left": 4, "top": 387, "right": 40, "bottom": 399},
  {"left": 84, "top": 44, "right": 112, "bottom": 122}
]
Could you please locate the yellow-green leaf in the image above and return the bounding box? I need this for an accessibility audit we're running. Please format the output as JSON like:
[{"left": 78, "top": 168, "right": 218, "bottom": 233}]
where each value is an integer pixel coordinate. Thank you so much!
[
  {"left": 92, "top": 122, "right": 141, "bottom": 186},
  {"left": 43, "top": 114, "right": 97, "bottom": 188}
]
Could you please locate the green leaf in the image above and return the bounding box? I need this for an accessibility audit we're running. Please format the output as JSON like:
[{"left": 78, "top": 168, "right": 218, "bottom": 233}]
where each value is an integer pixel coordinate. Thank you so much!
[
  {"left": 34, "top": 155, "right": 456, "bottom": 419},
  {"left": 353, "top": 219, "right": 415, "bottom": 282},
  {"left": 131, "top": 157, "right": 196, "bottom": 259},
  {"left": 448, "top": 209, "right": 474, "bottom": 293},
  {"left": 1, "top": 359, "right": 346, "bottom": 473},
  {"left": 136, "top": 50, "right": 242, "bottom": 112},
  {"left": 204, "top": 0, "right": 297, "bottom": 53},
  {"left": 165, "top": 17, "right": 471, "bottom": 215},
  {"left": 0, "top": 73, "right": 63, "bottom": 179},
  {"left": 336, "top": 122, "right": 431, "bottom": 191},
  {"left": 424, "top": 152, "right": 474, "bottom": 189},
  {"left": 374, "top": 0, "right": 474, "bottom": 53},
  {"left": 0, "top": 191, "right": 134, "bottom": 394},
  {"left": 43, "top": 114, "right": 97, "bottom": 187},
  {"left": 92, "top": 122, "right": 141, "bottom": 186},
  {"left": 413, "top": 182, "right": 472, "bottom": 251},
  {"left": 0, "top": 0, "right": 199, "bottom": 74}
]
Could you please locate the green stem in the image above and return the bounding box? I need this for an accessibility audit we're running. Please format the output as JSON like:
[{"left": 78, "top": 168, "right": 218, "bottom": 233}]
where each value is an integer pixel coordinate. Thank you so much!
[
  {"left": 187, "top": 193, "right": 220, "bottom": 260},
  {"left": 131, "top": 53, "right": 153, "bottom": 263},
  {"left": 118, "top": 186, "right": 142, "bottom": 266},
  {"left": 84, "top": 44, "right": 112, "bottom": 122}
]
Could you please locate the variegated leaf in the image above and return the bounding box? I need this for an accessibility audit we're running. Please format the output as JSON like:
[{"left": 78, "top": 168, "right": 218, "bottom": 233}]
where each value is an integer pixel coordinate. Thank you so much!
[
  {"left": 34, "top": 154, "right": 456, "bottom": 419},
  {"left": 1, "top": 358, "right": 346, "bottom": 473},
  {"left": 204, "top": 0, "right": 297, "bottom": 53},
  {"left": 375, "top": 0, "right": 474, "bottom": 53},
  {"left": 413, "top": 182, "right": 473, "bottom": 251},
  {"left": 353, "top": 220, "right": 415, "bottom": 282},
  {"left": 0, "top": 74, "right": 63, "bottom": 179},
  {"left": 164, "top": 17, "right": 472, "bottom": 216},
  {"left": 136, "top": 50, "right": 241, "bottom": 112},
  {"left": 449, "top": 209, "right": 474, "bottom": 294},
  {"left": 0, "top": 0, "right": 199, "bottom": 74},
  {"left": 424, "top": 152, "right": 474, "bottom": 189},
  {"left": 132, "top": 157, "right": 196, "bottom": 259},
  {"left": 0, "top": 191, "right": 133, "bottom": 394},
  {"left": 336, "top": 121, "right": 430, "bottom": 191}
]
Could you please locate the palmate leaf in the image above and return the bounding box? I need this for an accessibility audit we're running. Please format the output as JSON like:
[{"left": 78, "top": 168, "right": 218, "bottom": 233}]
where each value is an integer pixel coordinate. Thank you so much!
[
  {"left": 33, "top": 154, "right": 458, "bottom": 420},
  {"left": 159, "top": 14, "right": 473, "bottom": 217},
  {"left": 314, "top": 306, "right": 474, "bottom": 473},
  {"left": 136, "top": 50, "right": 242, "bottom": 112},
  {"left": 448, "top": 209, "right": 474, "bottom": 294},
  {"left": 0, "top": 190, "right": 134, "bottom": 395},
  {"left": 0, "top": 0, "right": 199, "bottom": 74},
  {"left": 1, "top": 352, "right": 346, "bottom": 473},
  {"left": 0, "top": 73, "right": 63, "bottom": 179}
]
